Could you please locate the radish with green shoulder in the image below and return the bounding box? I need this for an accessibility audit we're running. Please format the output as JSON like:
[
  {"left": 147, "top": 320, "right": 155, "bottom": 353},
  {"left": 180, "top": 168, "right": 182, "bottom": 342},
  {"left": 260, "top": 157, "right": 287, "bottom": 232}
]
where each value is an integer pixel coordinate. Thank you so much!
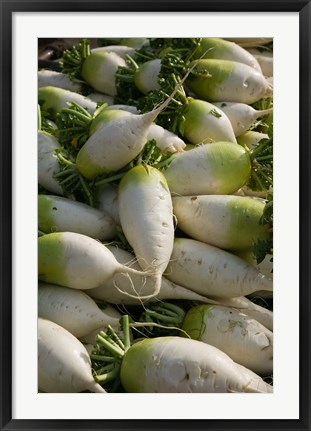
[
  {"left": 76, "top": 72, "right": 190, "bottom": 179},
  {"left": 38, "top": 318, "right": 106, "bottom": 393},
  {"left": 172, "top": 195, "right": 270, "bottom": 251},
  {"left": 163, "top": 142, "right": 251, "bottom": 196},
  {"left": 38, "top": 194, "right": 117, "bottom": 240},
  {"left": 180, "top": 98, "right": 237, "bottom": 144},
  {"left": 38, "top": 232, "right": 153, "bottom": 295},
  {"left": 165, "top": 238, "right": 273, "bottom": 298},
  {"left": 134, "top": 58, "right": 162, "bottom": 94},
  {"left": 181, "top": 304, "right": 273, "bottom": 375},
  {"left": 186, "top": 59, "right": 272, "bottom": 104},
  {"left": 38, "top": 282, "right": 121, "bottom": 338},
  {"left": 118, "top": 165, "right": 175, "bottom": 298},
  {"left": 91, "top": 316, "right": 273, "bottom": 393}
]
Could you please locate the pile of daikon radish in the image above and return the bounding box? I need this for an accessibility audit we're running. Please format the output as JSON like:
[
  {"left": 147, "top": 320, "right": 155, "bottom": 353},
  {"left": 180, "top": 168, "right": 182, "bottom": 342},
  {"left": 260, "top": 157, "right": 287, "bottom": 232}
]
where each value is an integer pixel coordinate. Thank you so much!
[{"left": 38, "top": 37, "right": 273, "bottom": 394}]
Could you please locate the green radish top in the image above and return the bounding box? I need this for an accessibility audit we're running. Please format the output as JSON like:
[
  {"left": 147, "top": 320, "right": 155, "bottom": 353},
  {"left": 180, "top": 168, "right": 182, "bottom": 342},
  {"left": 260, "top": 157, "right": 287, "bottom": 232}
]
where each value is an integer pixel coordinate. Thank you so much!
[
  {"left": 38, "top": 232, "right": 67, "bottom": 286},
  {"left": 119, "top": 164, "right": 169, "bottom": 193},
  {"left": 181, "top": 304, "right": 215, "bottom": 340}
]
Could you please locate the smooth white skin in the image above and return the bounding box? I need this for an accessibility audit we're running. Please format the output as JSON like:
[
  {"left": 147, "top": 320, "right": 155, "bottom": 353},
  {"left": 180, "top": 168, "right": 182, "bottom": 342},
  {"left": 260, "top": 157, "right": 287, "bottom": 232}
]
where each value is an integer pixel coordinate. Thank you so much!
[
  {"left": 38, "top": 283, "right": 121, "bottom": 338},
  {"left": 118, "top": 167, "right": 175, "bottom": 295},
  {"left": 38, "top": 194, "right": 117, "bottom": 240},
  {"left": 221, "top": 40, "right": 262, "bottom": 72},
  {"left": 213, "top": 102, "right": 272, "bottom": 136},
  {"left": 237, "top": 130, "right": 269, "bottom": 150},
  {"left": 147, "top": 124, "right": 186, "bottom": 153},
  {"left": 134, "top": 59, "right": 162, "bottom": 94},
  {"left": 38, "top": 318, "right": 106, "bottom": 393},
  {"left": 77, "top": 72, "right": 192, "bottom": 177},
  {"left": 91, "top": 45, "right": 136, "bottom": 59},
  {"left": 39, "top": 232, "right": 146, "bottom": 290},
  {"left": 186, "top": 305, "right": 273, "bottom": 375},
  {"left": 183, "top": 100, "right": 237, "bottom": 145},
  {"left": 38, "top": 70, "right": 82, "bottom": 92},
  {"left": 87, "top": 246, "right": 218, "bottom": 305},
  {"left": 38, "top": 131, "right": 63, "bottom": 195},
  {"left": 121, "top": 337, "right": 272, "bottom": 393},
  {"left": 219, "top": 296, "right": 273, "bottom": 331},
  {"left": 95, "top": 184, "right": 120, "bottom": 225},
  {"left": 165, "top": 238, "right": 273, "bottom": 298}
]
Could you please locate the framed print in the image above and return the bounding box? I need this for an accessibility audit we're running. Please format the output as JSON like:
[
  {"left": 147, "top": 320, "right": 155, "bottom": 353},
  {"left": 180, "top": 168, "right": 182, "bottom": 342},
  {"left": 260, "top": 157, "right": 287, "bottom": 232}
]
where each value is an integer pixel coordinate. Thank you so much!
[{"left": 1, "top": 0, "right": 310, "bottom": 430}]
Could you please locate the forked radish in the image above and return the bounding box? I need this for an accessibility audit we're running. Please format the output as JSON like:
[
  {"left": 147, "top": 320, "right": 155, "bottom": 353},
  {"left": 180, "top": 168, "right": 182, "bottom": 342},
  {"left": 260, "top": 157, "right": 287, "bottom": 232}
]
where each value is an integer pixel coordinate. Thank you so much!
[
  {"left": 38, "top": 283, "right": 121, "bottom": 338},
  {"left": 165, "top": 238, "right": 273, "bottom": 298},
  {"left": 38, "top": 318, "right": 106, "bottom": 393},
  {"left": 118, "top": 165, "right": 174, "bottom": 297}
]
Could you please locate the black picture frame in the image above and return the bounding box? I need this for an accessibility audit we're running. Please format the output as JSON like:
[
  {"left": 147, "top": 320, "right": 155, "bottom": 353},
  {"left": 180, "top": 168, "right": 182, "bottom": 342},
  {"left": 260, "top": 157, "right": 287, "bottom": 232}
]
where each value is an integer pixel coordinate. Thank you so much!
[{"left": 1, "top": 1, "right": 310, "bottom": 430}]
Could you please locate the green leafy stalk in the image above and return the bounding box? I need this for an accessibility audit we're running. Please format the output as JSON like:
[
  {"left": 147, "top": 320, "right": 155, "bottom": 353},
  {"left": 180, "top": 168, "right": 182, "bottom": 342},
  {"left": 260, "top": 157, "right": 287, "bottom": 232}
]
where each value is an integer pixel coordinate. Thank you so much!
[
  {"left": 139, "top": 302, "right": 186, "bottom": 337},
  {"left": 60, "top": 39, "right": 90, "bottom": 80}
]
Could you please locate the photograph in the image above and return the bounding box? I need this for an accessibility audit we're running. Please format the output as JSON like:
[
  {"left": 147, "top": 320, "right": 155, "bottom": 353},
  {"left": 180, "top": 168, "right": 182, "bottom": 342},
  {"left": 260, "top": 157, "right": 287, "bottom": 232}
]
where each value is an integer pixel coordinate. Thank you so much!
[
  {"left": 1, "top": 2, "right": 310, "bottom": 430},
  {"left": 37, "top": 36, "right": 274, "bottom": 395}
]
